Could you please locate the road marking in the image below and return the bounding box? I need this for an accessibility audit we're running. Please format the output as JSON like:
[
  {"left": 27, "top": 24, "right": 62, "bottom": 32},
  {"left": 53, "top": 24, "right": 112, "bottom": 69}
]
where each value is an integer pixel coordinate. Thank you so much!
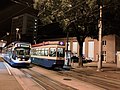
[{"left": 3, "top": 62, "right": 12, "bottom": 75}]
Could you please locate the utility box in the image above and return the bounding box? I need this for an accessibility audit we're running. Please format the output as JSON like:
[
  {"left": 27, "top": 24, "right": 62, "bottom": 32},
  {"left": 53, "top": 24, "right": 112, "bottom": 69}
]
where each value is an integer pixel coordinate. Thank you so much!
[{"left": 117, "top": 51, "right": 120, "bottom": 68}]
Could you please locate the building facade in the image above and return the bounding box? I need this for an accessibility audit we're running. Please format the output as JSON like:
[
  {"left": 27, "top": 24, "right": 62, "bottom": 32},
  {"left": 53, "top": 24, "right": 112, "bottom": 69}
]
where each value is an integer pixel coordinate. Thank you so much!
[
  {"left": 43, "top": 34, "right": 120, "bottom": 63},
  {"left": 11, "top": 13, "right": 37, "bottom": 43}
]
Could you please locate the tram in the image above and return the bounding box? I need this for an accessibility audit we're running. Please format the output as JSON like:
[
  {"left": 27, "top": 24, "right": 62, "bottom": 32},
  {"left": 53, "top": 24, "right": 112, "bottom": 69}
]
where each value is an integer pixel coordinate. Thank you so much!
[
  {"left": 3, "top": 41, "right": 31, "bottom": 67},
  {"left": 31, "top": 41, "right": 65, "bottom": 68}
]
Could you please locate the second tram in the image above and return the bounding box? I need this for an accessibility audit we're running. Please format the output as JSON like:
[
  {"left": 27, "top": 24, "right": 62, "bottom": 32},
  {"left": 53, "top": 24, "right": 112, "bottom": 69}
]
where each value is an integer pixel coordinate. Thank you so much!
[{"left": 31, "top": 41, "right": 65, "bottom": 68}]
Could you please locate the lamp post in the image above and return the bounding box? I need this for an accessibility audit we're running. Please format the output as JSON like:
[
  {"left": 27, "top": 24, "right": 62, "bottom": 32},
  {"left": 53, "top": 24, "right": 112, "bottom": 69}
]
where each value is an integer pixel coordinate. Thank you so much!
[
  {"left": 16, "top": 28, "right": 20, "bottom": 41},
  {"left": 66, "top": 31, "right": 69, "bottom": 65}
]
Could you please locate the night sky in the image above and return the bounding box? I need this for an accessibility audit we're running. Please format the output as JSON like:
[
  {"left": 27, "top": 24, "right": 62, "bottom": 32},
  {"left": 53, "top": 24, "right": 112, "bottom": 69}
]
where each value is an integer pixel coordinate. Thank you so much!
[
  {"left": 0, "top": 0, "right": 66, "bottom": 43},
  {"left": 0, "top": 0, "right": 38, "bottom": 38}
]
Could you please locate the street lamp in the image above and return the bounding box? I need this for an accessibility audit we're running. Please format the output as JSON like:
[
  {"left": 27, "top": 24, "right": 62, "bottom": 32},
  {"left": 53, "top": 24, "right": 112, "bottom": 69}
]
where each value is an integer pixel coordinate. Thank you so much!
[
  {"left": 16, "top": 28, "right": 19, "bottom": 41},
  {"left": 16, "top": 28, "right": 21, "bottom": 41},
  {"left": 0, "top": 32, "right": 9, "bottom": 49},
  {"left": 6, "top": 32, "right": 9, "bottom": 36},
  {"left": 0, "top": 32, "right": 10, "bottom": 40}
]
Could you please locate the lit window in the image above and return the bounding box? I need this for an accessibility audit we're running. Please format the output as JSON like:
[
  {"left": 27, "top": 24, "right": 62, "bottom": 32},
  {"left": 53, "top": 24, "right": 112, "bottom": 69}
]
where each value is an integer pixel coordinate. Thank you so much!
[
  {"left": 49, "top": 48, "right": 56, "bottom": 57},
  {"left": 57, "top": 48, "right": 65, "bottom": 57}
]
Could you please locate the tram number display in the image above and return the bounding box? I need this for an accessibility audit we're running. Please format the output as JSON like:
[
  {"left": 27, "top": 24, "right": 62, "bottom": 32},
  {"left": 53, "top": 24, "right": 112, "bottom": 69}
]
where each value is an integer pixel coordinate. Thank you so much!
[{"left": 19, "top": 44, "right": 30, "bottom": 47}]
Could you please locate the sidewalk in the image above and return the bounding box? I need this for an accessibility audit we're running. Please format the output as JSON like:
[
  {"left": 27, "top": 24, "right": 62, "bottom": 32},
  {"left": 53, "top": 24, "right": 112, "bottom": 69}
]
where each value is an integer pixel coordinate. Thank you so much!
[
  {"left": 71, "top": 62, "right": 120, "bottom": 80},
  {"left": 71, "top": 61, "right": 117, "bottom": 69}
]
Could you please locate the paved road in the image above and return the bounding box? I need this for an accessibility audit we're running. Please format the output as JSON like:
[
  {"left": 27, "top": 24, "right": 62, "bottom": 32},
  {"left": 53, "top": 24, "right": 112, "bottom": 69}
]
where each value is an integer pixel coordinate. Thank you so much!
[
  {"left": 0, "top": 58, "right": 24, "bottom": 90},
  {"left": 1, "top": 55, "right": 120, "bottom": 90},
  {"left": 0, "top": 57, "right": 104, "bottom": 90}
]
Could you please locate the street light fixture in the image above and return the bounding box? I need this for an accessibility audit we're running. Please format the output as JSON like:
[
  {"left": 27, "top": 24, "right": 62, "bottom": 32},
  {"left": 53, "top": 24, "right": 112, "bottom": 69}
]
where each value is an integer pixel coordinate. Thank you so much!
[
  {"left": 0, "top": 32, "right": 10, "bottom": 40},
  {"left": 16, "top": 28, "right": 19, "bottom": 41},
  {"left": 0, "top": 32, "right": 9, "bottom": 48},
  {"left": 6, "top": 32, "right": 9, "bottom": 36},
  {"left": 1, "top": 40, "right": 3, "bottom": 42}
]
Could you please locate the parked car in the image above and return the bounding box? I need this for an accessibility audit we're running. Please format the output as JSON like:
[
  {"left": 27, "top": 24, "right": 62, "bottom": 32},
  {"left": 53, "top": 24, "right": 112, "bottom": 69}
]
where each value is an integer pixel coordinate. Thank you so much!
[
  {"left": 71, "top": 56, "right": 79, "bottom": 63},
  {"left": 71, "top": 56, "right": 92, "bottom": 63}
]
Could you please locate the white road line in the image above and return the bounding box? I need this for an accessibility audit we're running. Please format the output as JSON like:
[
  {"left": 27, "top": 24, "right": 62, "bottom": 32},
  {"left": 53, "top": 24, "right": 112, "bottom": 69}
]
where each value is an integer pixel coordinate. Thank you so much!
[{"left": 3, "top": 62, "right": 12, "bottom": 75}]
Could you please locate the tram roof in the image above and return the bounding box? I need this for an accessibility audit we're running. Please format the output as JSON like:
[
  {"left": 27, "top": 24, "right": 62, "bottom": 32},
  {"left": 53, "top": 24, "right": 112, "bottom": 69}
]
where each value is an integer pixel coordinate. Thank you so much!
[
  {"left": 32, "top": 41, "right": 64, "bottom": 47},
  {"left": 6, "top": 41, "right": 31, "bottom": 47}
]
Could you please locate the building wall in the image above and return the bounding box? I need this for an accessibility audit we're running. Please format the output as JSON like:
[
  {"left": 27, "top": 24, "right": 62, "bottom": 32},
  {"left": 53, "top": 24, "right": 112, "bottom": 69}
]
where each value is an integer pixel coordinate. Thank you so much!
[
  {"left": 45, "top": 34, "right": 120, "bottom": 63},
  {"left": 94, "top": 39, "right": 99, "bottom": 61},
  {"left": 76, "top": 35, "right": 118, "bottom": 63},
  {"left": 84, "top": 35, "right": 116, "bottom": 63},
  {"left": 11, "top": 15, "right": 24, "bottom": 41},
  {"left": 11, "top": 13, "right": 37, "bottom": 43},
  {"left": 102, "top": 35, "right": 115, "bottom": 63}
]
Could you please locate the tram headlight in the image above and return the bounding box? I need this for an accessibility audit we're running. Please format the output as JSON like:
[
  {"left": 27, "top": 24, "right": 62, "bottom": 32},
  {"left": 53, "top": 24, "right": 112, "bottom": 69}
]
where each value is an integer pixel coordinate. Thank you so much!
[{"left": 17, "top": 58, "right": 21, "bottom": 61}]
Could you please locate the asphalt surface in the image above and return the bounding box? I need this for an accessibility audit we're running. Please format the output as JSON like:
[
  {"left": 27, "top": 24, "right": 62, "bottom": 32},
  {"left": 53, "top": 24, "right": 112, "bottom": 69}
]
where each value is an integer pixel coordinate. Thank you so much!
[
  {"left": 0, "top": 56, "right": 120, "bottom": 90},
  {"left": 0, "top": 58, "right": 24, "bottom": 90}
]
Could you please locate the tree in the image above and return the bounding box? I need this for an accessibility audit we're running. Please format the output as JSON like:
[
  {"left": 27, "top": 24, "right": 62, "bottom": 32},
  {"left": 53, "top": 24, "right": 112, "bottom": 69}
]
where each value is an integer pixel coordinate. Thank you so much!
[
  {"left": 33, "top": 0, "right": 99, "bottom": 67},
  {"left": 33, "top": 0, "right": 120, "bottom": 67}
]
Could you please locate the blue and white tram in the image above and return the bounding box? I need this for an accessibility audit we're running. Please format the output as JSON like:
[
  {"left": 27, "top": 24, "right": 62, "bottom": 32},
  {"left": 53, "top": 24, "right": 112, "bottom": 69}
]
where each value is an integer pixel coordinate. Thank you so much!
[
  {"left": 31, "top": 41, "right": 65, "bottom": 68},
  {"left": 3, "top": 41, "right": 31, "bottom": 67}
]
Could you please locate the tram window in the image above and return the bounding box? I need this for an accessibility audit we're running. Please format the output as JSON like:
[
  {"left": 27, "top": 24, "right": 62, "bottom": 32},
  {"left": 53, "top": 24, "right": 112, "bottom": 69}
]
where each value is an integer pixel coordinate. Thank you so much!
[
  {"left": 49, "top": 48, "right": 56, "bottom": 57},
  {"left": 25, "top": 49, "right": 30, "bottom": 55},
  {"left": 15, "top": 48, "right": 30, "bottom": 55},
  {"left": 57, "top": 48, "right": 65, "bottom": 57},
  {"left": 38, "top": 48, "right": 41, "bottom": 56},
  {"left": 32, "top": 49, "right": 37, "bottom": 55},
  {"left": 12, "top": 51, "right": 17, "bottom": 59},
  {"left": 41, "top": 48, "right": 44, "bottom": 56},
  {"left": 44, "top": 48, "right": 48, "bottom": 56},
  {"left": 35, "top": 49, "right": 39, "bottom": 56},
  {"left": 36, "top": 49, "right": 38, "bottom": 56},
  {"left": 19, "top": 50, "right": 24, "bottom": 55}
]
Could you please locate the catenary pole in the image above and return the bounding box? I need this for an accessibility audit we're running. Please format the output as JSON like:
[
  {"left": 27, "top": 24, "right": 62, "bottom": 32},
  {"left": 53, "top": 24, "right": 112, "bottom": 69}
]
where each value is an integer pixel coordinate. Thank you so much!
[{"left": 97, "top": 4, "right": 103, "bottom": 71}]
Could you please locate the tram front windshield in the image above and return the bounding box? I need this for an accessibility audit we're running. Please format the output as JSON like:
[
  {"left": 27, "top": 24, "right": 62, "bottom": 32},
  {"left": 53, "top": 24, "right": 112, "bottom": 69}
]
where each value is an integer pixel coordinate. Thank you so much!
[{"left": 15, "top": 47, "right": 30, "bottom": 56}]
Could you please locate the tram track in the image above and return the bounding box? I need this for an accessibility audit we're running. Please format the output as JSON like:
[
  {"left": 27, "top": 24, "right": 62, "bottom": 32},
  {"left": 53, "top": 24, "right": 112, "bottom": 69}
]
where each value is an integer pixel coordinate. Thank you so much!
[
  {"left": 19, "top": 68, "right": 77, "bottom": 90},
  {"left": 8, "top": 62, "right": 120, "bottom": 90},
  {"left": 57, "top": 69, "right": 120, "bottom": 90}
]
